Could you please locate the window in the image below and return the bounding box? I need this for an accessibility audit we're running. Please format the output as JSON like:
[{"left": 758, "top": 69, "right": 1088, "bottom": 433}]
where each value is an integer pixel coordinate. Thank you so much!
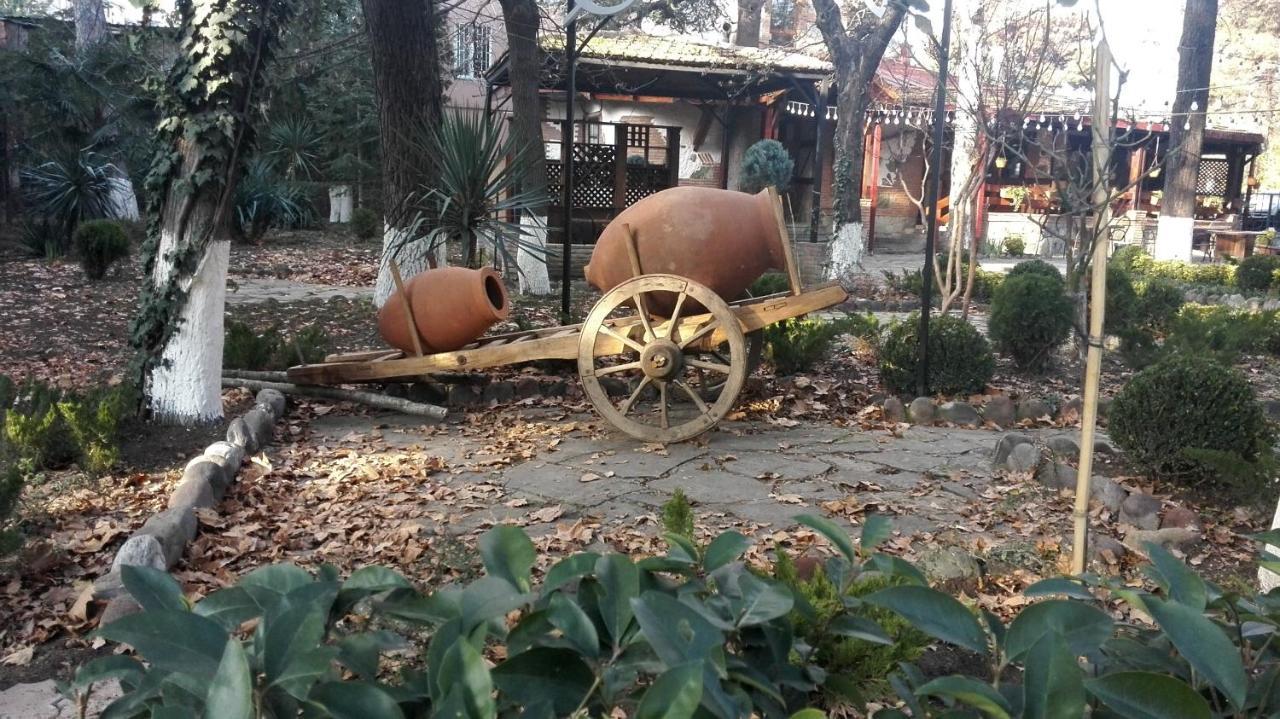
[{"left": 453, "top": 23, "right": 491, "bottom": 79}]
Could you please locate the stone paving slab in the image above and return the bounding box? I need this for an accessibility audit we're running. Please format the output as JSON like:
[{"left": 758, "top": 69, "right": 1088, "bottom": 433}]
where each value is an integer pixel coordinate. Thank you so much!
[{"left": 225, "top": 277, "right": 372, "bottom": 306}]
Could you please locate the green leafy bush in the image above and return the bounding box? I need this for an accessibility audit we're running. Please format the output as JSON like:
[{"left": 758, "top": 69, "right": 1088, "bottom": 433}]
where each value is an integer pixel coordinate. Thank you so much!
[
  {"left": 1164, "top": 305, "right": 1279, "bottom": 364},
  {"left": 1236, "top": 254, "right": 1280, "bottom": 292},
  {"left": 1133, "top": 277, "right": 1184, "bottom": 332},
  {"left": 3, "top": 380, "right": 77, "bottom": 469},
  {"left": 1128, "top": 252, "right": 1236, "bottom": 286},
  {"left": 0, "top": 461, "right": 23, "bottom": 555},
  {"left": 763, "top": 315, "right": 876, "bottom": 375},
  {"left": 1104, "top": 266, "right": 1138, "bottom": 335},
  {"left": 351, "top": 207, "right": 379, "bottom": 240},
  {"left": 879, "top": 312, "right": 994, "bottom": 395},
  {"left": 1, "top": 379, "right": 129, "bottom": 474},
  {"left": 877, "top": 537, "right": 1280, "bottom": 718},
  {"left": 57, "top": 385, "right": 132, "bottom": 475},
  {"left": 749, "top": 272, "right": 792, "bottom": 297},
  {"left": 1109, "top": 244, "right": 1147, "bottom": 273},
  {"left": 739, "top": 139, "right": 794, "bottom": 194},
  {"left": 1002, "top": 235, "right": 1025, "bottom": 257},
  {"left": 72, "top": 219, "right": 130, "bottom": 280},
  {"left": 1108, "top": 354, "right": 1272, "bottom": 492},
  {"left": 224, "top": 321, "right": 329, "bottom": 371},
  {"left": 989, "top": 273, "right": 1074, "bottom": 372},
  {"left": 1005, "top": 258, "right": 1064, "bottom": 284},
  {"left": 82, "top": 515, "right": 919, "bottom": 717}
]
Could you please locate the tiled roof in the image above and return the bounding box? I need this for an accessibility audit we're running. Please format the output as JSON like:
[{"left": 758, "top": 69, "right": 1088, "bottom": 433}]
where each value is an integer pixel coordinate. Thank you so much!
[{"left": 540, "top": 33, "right": 831, "bottom": 75}]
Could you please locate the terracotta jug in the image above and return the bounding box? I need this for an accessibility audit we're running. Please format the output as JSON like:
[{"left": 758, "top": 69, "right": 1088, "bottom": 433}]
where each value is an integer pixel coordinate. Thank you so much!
[
  {"left": 584, "top": 187, "right": 787, "bottom": 314},
  {"left": 377, "top": 266, "right": 510, "bottom": 353}
]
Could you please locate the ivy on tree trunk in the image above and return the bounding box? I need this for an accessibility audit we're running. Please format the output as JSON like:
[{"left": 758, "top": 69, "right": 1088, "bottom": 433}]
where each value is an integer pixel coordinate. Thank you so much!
[{"left": 129, "top": 0, "right": 293, "bottom": 425}]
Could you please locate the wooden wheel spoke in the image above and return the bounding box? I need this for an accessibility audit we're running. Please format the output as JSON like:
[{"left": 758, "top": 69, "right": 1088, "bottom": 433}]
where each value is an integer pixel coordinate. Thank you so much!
[
  {"left": 666, "top": 290, "right": 689, "bottom": 343},
  {"left": 672, "top": 380, "right": 709, "bottom": 413},
  {"left": 688, "top": 358, "right": 732, "bottom": 374},
  {"left": 595, "top": 360, "right": 642, "bottom": 377},
  {"left": 632, "top": 292, "right": 657, "bottom": 342},
  {"left": 678, "top": 319, "right": 719, "bottom": 349},
  {"left": 619, "top": 376, "right": 652, "bottom": 416},
  {"left": 659, "top": 382, "right": 670, "bottom": 429},
  {"left": 600, "top": 325, "right": 645, "bottom": 354}
]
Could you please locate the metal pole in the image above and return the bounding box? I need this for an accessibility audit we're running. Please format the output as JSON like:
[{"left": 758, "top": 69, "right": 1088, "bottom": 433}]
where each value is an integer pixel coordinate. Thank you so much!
[
  {"left": 918, "top": 0, "right": 953, "bottom": 397},
  {"left": 809, "top": 82, "right": 828, "bottom": 242},
  {"left": 1070, "top": 37, "right": 1113, "bottom": 575},
  {"left": 560, "top": 0, "right": 577, "bottom": 324}
]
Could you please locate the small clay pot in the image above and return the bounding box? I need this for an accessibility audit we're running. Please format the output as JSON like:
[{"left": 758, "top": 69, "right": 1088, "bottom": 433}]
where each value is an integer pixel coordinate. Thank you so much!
[
  {"left": 377, "top": 266, "right": 510, "bottom": 353},
  {"left": 584, "top": 187, "right": 786, "bottom": 314}
]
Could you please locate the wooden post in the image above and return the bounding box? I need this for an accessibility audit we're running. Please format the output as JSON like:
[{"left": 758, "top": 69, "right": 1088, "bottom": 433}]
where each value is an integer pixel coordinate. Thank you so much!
[
  {"left": 1071, "top": 37, "right": 1113, "bottom": 575},
  {"left": 667, "top": 126, "right": 681, "bottom": 189},
  {"left": 389, "top": 259, "right": 425, "bottom": 358},
  {"left": 767, "top": 187, "right": 803, "bottom": 295},
  {"left": 867, "top": 123, "right": 882, "bottom": 253},
  {"left": 614, "top": 123, "right": 629, "bottom": 211}
]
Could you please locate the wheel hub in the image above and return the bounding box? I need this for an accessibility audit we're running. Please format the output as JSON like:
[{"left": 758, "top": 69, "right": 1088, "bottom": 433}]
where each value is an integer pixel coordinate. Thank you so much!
[{"left": 640, "top": 340, "right": 684, "bottom": 381}]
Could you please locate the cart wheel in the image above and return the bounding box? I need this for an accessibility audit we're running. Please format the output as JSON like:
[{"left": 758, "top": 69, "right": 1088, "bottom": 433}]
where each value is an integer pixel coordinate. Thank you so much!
[{"left": 579, "top": 274, "right": 747, "bottom": 444}]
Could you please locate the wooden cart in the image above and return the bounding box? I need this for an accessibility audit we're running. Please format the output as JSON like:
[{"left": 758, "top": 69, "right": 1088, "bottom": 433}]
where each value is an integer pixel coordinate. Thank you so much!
[{"left": 287, "top": 192, "right": 848, "bottom": 443}]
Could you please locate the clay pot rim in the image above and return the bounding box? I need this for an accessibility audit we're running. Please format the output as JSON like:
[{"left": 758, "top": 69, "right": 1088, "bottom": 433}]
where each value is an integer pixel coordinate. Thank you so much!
[{"left": 474, "top": 266, "right": 512, "bottom": 321}]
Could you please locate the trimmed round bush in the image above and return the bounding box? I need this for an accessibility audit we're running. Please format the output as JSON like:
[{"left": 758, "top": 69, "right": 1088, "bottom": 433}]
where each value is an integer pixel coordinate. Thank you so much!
[
  {"left": 351, "top": 207, "right": 379, "bottom": 240},
  {"left": 1135, "top": 277, "right": 1184, "bottom": 332},
  {"left": 739, "top": 139, "right": 794, "bottom": 194},
  {"left": 1236, "top": 254, "right": 1280, "bottom": 292},
  {"left": 879, "top": 312, "right": 994, "bottom": 395},
  {"left": 72, "top": 220, "right": 129, "bottom": 280},
  {"left": 1109, "top": 355, "right": 1272, "bottom": 489},
  {"left": 989, "top": 273, "right": 1074, "bottom": 372},
  {"left": 1110, "top": 245, "right": 1148, "bottom": 273},
  {"left": 1005, "top": 258, "right": 1063, "bottom": 284},
  {"left": 1105, "top": 266, "right": 1138, "bottom": 335}
]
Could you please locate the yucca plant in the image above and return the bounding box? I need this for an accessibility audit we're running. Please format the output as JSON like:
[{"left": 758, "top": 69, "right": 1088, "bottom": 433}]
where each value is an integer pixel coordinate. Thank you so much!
[
  {"left": 391, "top": 108, "right": 547, "bottom": 271},
  {"left": 21, "top": 150, "right": 128, "bottom": 244},
  {"left": 266, "top": 116, "right": 324, "bottom": 181},
  {"left": 234, "top": 157, "right": 313, "bottom": 242}
]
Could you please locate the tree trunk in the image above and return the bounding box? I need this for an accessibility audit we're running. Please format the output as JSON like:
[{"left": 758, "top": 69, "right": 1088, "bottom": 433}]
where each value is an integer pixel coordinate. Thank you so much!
[
  {"left": 73, "top": 0, "right": 107, "bottom": 54},
  {"left": 735, "top": 0, "right": 765, "bottom": 47},
  {"left": 361, "top": 0, "right": 445, "bottom": 306},
  {"left": 1156, "top": 0, "right": 1218, "bottom": 261},
  {"left": 499, "top": 0, "right": 552, "bottom": 295},
  {"left": 132, "top": 0, "right": 291, "bottom": 425}
]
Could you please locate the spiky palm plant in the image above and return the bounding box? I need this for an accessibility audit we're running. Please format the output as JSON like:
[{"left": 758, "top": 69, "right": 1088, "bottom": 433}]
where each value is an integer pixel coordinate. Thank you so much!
[
  {"left": 234, "top": 157, "right": 314, "bottom": 242},
  {"left": 21, "top": 151, "right": 127, "bottom": 247},
  {"left": 390, "top": 108, "right": 547, "bottom": 272},
  {"left": 266, "top": 116, "right": 323, "bottom": 180}
]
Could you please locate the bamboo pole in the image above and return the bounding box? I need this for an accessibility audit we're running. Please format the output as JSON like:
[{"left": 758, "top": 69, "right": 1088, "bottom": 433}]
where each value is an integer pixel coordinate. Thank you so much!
[
  {"left": 220, "top": 378, "right": 448, "bottom": 421},
  {"left": 1071, "top": 38, "right": 1114, "bottom": 575}
]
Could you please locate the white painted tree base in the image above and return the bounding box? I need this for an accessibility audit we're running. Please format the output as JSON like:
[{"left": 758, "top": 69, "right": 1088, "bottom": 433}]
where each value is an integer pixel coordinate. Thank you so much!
[
  {"left": 374, "top": 224, "right": 440, "bottom": 308},
  {"left": 1154, "top": 216, "right": 1194, "bottom": 262},
  {"left": 107, "top": 177, "right": 140, "bottom": 222},
  {"left": 517, "top": 212, "right": 552, "bottom": 295},
  {"left": 1260, "top": 498, "right": 1280, "bottom": 592},
  {"left": 328, "top": 185, "right": 353, "bottom": 223},
  {"left": 826, "top": 222, "right": 864, "bottom": 281},
  {"left": 148, "top": 239, "right": 228, "bottom": 425}
]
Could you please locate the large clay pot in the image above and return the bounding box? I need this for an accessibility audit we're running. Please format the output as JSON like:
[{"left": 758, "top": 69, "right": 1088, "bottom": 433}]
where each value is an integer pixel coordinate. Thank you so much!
[
  {"left": 377, "top": 266, "right": 510, "bottom": 353},
  {"left": 584, "top": 187, "right": 786, "bottom": 314}
]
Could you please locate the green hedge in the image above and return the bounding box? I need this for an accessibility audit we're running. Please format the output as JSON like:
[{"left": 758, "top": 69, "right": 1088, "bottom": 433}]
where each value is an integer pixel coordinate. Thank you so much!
[
  {"left": 989, "top": 272, "right": 1074, "bottom": 372},
  {"left": 879, "top": 312, "right": 994, "bottom": 395}
]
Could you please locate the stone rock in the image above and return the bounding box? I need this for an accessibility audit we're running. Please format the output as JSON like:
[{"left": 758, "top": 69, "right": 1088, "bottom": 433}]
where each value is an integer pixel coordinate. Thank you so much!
[
  {"left": 136, "top": 507, "right": 198, "bottom": 568},
  {"left": 1093, "top": 439, "right": 1116, "bottom": 455},
  {"left": 168, "top": 472, "right": 217, "bottom": 512},
  {"left": 182, "top": 458, "right": 228, "bottom": 500},
  {"left": 100, "top": 596, "right": 143, "bottom": 625},
  {"left": 907, "top": 397, "right": 936, "bottom": 424},
  {"left": 1161, "top": 505, "right": 1202, "bottom": 531},
  {"left": 1097, "top": 397, "right": 1113, "bottom": 419},
  {"left": 111, "top": 534, "right": 166, "bottom": 573},
  {"left": 1264, "top": 400, "right": 1280, "bottom": 422},
  {"left": 1045, "top": 435, "right": 1080, "bottom": 459},
  {"left": 514, "top": 376, "right": 541, "bottom": 399},
  {"left": 243, "top": 407, "right": 274, "bottom": 449},
  {"left": 1125, "top": 527, "right": 1202, "bottom": 553},
  {"left": 256, "top": 388, "right": 286, "bottom": 419},
  {"left": 992, "top": 433, "right": 1034, "bottom": 467},
  {"left": 983, "top": 395, "right": 1016, "bottom": 427},
  {"left": 938, "top": 401, "right": 982, "bottom": 427},
  {"left": 919, "top": 546, "right": 982, "bottom": 582},
  {"left": 227, "top": 417, "right": 258, "bottom": 454},
  {"left": 1016, "top": 398, "right": 1052, "bottom": 422},
  {"left": 1120, "top": 492, "right": 1161, "bottom": 530},
  {"left": 1035, "top": 462, "right": 1077, "bottom": 491},
  {"left": 483, "top": 380, "right": 517, "bottom": 404},
  {"left": 598, "top": 377, "right": 628, "bottom": 398},
  {"left": 544, "top": 380, "right": 568, "bottom": 398},
  {"left": 1006, "top": 443, "right": 1042, "bottom": 473},
  {"left": 1090, "top": 476, "right": 1128, "bottom": 513},
  {"left": 883, "top": 397, "right": 906, "bottom": 423},
  {"left": 1058, "top": 397, "right": 1083, "bottom": 424},
  {"left": 92, "top": 570, "right": 127, "bottom": 601},
  {"left": 448, "top": 384, "right": 481, "bottom": 406},
  {"left": 1248, "top": 297, "right": 1264, "bottom": 312},
  {"left": 1225, "top": 294, "right": 1247, "bottom": 308},
  {"left": 1090, "top": 534, "right": 1129, "bottom": 564},
  {"left": 202, "top": 441, "right": 245, "bottom": 482}
]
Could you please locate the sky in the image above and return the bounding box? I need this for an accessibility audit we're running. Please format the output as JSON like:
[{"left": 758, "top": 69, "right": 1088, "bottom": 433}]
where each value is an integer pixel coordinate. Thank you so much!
[{"left": 90, "top": 0, "right": 1189, "bottom": 112}]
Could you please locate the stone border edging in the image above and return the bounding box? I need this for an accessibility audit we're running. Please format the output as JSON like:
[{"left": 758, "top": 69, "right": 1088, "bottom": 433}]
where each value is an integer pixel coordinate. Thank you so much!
[
  {"left": 1183, "top": 291, "right": 1280, "bottom": 312},
  {"left": 91, "top": 388, "right": 288, "bottom": 622},
  {"left": 881, "top": 394, "right": 1099, "bottom": 429}
]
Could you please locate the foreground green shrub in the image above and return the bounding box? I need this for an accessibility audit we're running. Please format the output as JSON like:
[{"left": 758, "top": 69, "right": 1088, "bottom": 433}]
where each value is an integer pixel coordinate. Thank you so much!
[
  {"left": 1104, "top": 266, "right": 1138, "bottom": 335},
  {"left": 763, "top": 314, "right": 879, "bottom": 375},
  {"left": 1164, "top": 305, "right": 1280, "bottom": 364},
  {"left": 1109, "top": 244, "right": 1147, "bottom": 273},
  {"left": 1129, "top": 252, "right": 1236, "bottom": 286},
  {"left": 1236, "top": 254, "right": 1280, "bottom": 292},
  {"left": 82, "top": 515, "right": 920, "bottom": 717},
  {"left": 1108, "top": 354, "right": 1272, "bottom": 492},
  {"left": 1005, "top": 258, "right": 1063, "bottom": 284},
  {"left": 749, "top": 272, "right": 792, "bottom": 297},
  {"left": 3, "top": 380, "right": 77, "bottom": 469},
  {"left": 0, "top": 379, "right": 129, "bottom": 474},
  {"left": 879, "top": 313, "right": 994, "bottom": 395},
  {"left": 1133, "top": 277, "right": 1185, "bottom": 332},
  {"left": 72, "top": 219, "right": 130, "bottom": 280},
  {"left": 224, "top": 321, "right": 329, "bottom": 371},
  {"left": 989, "top": 273, "right": 1074, "bottom": 372},
  {"left": 57, "top": 385, "right": 131, "bottom": 475},
  {"left": 351, "top": 206, "right": 379, "bottom": 240},
  {"left": 0, "top": 461, "right": 23, "bottom": 554}
]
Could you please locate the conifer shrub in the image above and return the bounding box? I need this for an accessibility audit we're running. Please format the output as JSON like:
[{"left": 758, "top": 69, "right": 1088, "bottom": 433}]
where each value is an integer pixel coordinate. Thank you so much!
[
  {"left": 1005, "top": 258, "right": 1063, "bottom": 284},
  {"left": 72, "top": 219, "right": 130, "bottom": 280},
  {"left": 1236, "top": 254, "right": 1280, "bottom": 293},
  {"left": 989, "top": 272, "right": 1074, "bottom": 372},
  {"left": 1109, "top": 354, "right": 1272, "bottom": 493},
  {"left": 351, "top": 207, "right": 379, "bottom": 240},
  {"left": 879, "top": 312, "right": 994, "bottom": 395}
]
